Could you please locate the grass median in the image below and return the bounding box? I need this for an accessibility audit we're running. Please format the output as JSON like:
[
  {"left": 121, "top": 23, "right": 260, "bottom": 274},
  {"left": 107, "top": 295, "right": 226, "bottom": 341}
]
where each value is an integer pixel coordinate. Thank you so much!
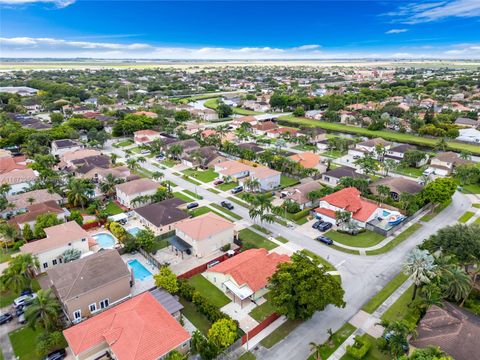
[
  {"left": 366, "top": 223, "right": 423, "bottom": 256},
  {"left": 362, "top": 272, "right": 410, "bottom": 313}
]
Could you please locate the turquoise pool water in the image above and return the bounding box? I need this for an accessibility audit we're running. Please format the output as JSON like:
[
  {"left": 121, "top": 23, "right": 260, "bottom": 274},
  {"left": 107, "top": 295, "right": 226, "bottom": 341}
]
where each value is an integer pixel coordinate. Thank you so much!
[
  {"left": 127, "top": 259, "right": 152, "bottom": 281},
  {"left": 92, "top": 233, "right": 116, "bottom": 249},
  {"left": 128, "top": 227, "right": 141, "bottom": 236}
]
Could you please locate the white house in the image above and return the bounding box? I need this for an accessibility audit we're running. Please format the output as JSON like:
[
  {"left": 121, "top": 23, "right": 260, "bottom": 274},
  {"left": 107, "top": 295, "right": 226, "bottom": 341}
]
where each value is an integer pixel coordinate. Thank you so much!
[
  {"left": 0, "top": 169, "right": 39, "bottom": 196},
  {"left": 133, "top": 130, "right": 161, "bottom": 145},
  {"left": 456, "top": 128, "right": 480, "bottom": 144},
  {"left": 20, "top": 222, "right": 89, "bottom": 274},
  {"left": 51, "top": 139, "right": 84, "bottom": 157},
  {"left": 214, "top": 160, "right": 281, "bottom": 191},
  {"left": 348, "top": 138, "right": 392, "bottom": 159}
]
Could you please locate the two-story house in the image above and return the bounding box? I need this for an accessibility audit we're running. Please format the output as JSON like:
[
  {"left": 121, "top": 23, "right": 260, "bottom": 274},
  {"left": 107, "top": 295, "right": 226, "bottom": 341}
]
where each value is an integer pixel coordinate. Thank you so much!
[
  {"left": 115, "top": 178, "right": 159, "bottom": 209},
  {"left": 51, "top": 139, "right": 84, "bottom": 157}
]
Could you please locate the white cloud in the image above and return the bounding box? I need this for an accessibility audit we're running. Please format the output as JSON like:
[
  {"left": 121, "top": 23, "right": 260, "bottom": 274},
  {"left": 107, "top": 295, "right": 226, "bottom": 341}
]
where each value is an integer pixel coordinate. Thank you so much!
[
  {"left": 0, "top": 0, "right": 75, "bottom": 7},
  {"left": 1, "top": 36, "right": 480, "bottom": 59},
  {"left": 386, "top": 29, "right": 409, "bottom": 34},
  {"left": 387, "top": 0, "right": 480, "bottom": 24}
]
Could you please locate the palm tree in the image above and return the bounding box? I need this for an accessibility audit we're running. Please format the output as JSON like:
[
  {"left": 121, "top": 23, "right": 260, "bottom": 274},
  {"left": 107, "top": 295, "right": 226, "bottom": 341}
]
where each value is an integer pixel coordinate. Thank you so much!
[
  {"left": 0, "top": 253, "right": 39, "bottom": 293},
  {"left": 99, "top": 174, "right": 122, "bottom": 199},
  {"left": 126, "top": 158, "right": 139, "bottom": 171},
  {"left": 244, "top": 178, "right": 261, "bottom": 193},
  {"left": 378, "top": 320, "right": 410, "bottom": 359},
  {"left": 66, "top": 179, "right": 94, "bottom": 209},
  {"left": 403, "top": 248, "right": 437, "bottom": 300},
  {"left": 152, "top": 171, "right": 164, "bottom": 181},
  {"left": 25, "top": 289, "right": 61, "bottom": 331},
  {"left": 459, "top": 151, "right": 471, "bottom": 160},
  {"left": 441, "top": 267, "right": 472, "bottom": 303},
  {"left": 309, "top": 341, "right": 324, "bottom": 360},
  {"left": 383, "top": 159, "right": 398, "bottom": 176},
  {"left": 110, "top": 153, "right": 118, "bottom": 165}
]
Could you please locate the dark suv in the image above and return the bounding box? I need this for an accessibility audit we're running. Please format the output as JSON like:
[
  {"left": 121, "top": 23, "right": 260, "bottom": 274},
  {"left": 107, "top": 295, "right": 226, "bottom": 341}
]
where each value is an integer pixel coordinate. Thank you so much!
[
  {"left": 44, "top": 349, "right": 66, "bottom": 360},
  {"left": 220, "top": 201, "right": 234, "bottom": 210},
  {"left": 312, "top": 220, "right": 324, "bottom": 229},
  {"left": 317, "top": 222, "right": 333, "bottom": 232},
  {"left": 186, "top": 202, "right": 199, "bottom": 210},
  {"left": 316, "top": 236, "right": 333, "bottom": 245}
]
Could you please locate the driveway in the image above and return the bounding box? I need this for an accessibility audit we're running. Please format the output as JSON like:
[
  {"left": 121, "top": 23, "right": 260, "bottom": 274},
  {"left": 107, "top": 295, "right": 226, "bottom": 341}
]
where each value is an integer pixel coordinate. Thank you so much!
[{"left": 0, "top": 305, "right": 24, "bottom": 360}]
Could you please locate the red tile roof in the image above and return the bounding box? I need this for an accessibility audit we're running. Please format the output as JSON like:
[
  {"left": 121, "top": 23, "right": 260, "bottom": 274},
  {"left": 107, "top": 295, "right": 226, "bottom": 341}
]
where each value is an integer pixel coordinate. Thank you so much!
[
  {"left": 320, "top": 187, "right": 379, "bottom": 222},
  {"left": 0, "top": 156, "right": 26, "bottom": 174},
  {"left": 207, "top": 248, "right": 289, "bottom": 292},
  {"left": 314, "top": 208, "right": 336, "bottom": 219},
  {"left": 63, "top": 292, "right": 190, "bottom": 360}
]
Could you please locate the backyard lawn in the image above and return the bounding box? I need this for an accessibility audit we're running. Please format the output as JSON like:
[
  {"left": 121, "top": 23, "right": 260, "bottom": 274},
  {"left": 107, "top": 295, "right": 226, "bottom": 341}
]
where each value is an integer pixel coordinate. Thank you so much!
[
  {"left": 249, "top": 293, "right": 276, "bottom": 322},
  {"left": 188, "top": 274, "right": 231, "bottom": 308},
  {"left": 105, "top": 201, "right": 123, "bottom": 215},
  {"left": 217, "top": 181, "right": 238, "bottom": 191},
  {"left": 326, "top": 230, "right": 385, "bottom": 248},
  {"left": 366, "top": 223, "right": 423, "bottom": 256},
  {"left": 393, "top": 165, "right": 425, "bottom": 178},
  {"left": 280, "top": 175, "right": 299, "bottom": 188},
  {"left": 179, "top": 298, "right": 212, "bottom": 335},
  {"left": 307, "top": 323, "right": 356, "bottom": 360},
  {"left": 362, "top": 272, "right": 410, "bottom": 313},
  {"left": 260, "top": 319, "right": 303, "bottom": 349},
  {"left": 151, "top": 237, "right": 169, "bottom": 253},
  {"left": 9, "top": 326, "right": 45, "bottom": 360},
  {"left": 238, "top": 228, "right": 278, "bottom": 250},
  {"left": 459, "top": 211, "right": 475, "bottom": 223}
]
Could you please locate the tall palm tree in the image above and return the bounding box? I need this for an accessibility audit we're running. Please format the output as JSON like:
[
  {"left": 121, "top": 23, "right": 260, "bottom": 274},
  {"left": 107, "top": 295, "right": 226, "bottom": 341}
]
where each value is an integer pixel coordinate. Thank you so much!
[
  {"left": 152, "top": 171, "right": 164, "bottom": 181},
  {"left": 0, "top": 253, "right": 39, "bottom": 293},
  {"left": 403, "top": 248, "right": 437, "bottom": 300},
  {"left": 99, "top": 174, "right": 122, "bottom": 199},
  {"left": 378, "top": 320, "right": 410, "bottom": 359},
  {"left": 441, "top": 267, "right": 472, "bottom": 303},
  {"left": 25, "top": 289, "right": 61, "bottom": 331},
  {"left": 126, "top": 158, "right": 139, "bottom": 171},
  {"left": 110, "top": 153, "right": 118, "bottom": 165},
  {"left": 309, "top": 341, "right": 324, "bottom": 360},
  {"left": 244, "top": 178, "right": 261, "bottom": 193},
  {"left": 66, "top": 179, "right": 94, "bottom": 209}
]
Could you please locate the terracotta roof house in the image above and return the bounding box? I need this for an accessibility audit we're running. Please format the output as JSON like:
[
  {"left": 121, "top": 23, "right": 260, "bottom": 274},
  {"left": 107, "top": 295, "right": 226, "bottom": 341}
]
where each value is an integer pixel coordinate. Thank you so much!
[
  {"left": 0, "top": 168, "right": 38, "bottom": 196},
  {"left": 321, "top": 166, "right": 369, "bottom": 186},
  {"left": 135, "top": 199, "right": 189, "bottom": 236},
  {"left": 174, "top": 213, "right": 235, "bottom": 258},
  {"left": 4, "top": 189, "right": 62, "bottom": 218},
  {"left": 48, "top": 250, "right": 132, "bottom": 323},
  {"left": 266, "top": 127, "right": 298, "bottom": 138},
  {"left": 253, "top": 121, "right": 278, "bottom": 135},
  {"left": 9, "top": 200, "right": 66, "bottom": 231},
  {"left": 281, "top": 181, "right": 322, "bottom": 210},
  {"left": 204, "top": 248, "right": 289, "bottom": 304},
  {"left": 296, "top": 127, "right": 327, "bottom": 144},
  {"left": 289, "top": 152, "right": 325, "bottom": 172},
  {"left": 0, "top": 155, "right": 27, "bottom": 174},
  {"left": 214, "top": 160, "right": 281, "bottom": 191},
  {"left": 51, "top": 139, "right": 83, "bottom": 157},
  {"left": 115, "top": 178, "right": 159, "bottom": 209},
  {"left": 410, "top": 302, "right": 480, "bottom": 360},
  {"left": 369, "top": 177, "right": 423, "bottom": 201},
  {"left": 20, "top": 221, "right": 89, "bottom": 274},
  {"left": 133, "top": 129, "right": 161, "bottom": 145},
  {"left": 231, "top": 116, "right": 257, "bottom": 128},
  {"left": 315, "top": 187, "right": 404, "bottom": 229},
  {"left": 60, "top": 149, "right": 102, "bottom": 166},
  {"left": 63, "top": 292, "right": 191, "bottom": 360}
]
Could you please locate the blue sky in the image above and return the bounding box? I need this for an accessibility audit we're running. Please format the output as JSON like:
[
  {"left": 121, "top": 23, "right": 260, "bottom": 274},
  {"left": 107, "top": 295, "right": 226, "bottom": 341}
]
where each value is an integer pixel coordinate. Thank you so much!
[{"left": 1, "top": 0, "right": 480, "bottom": 59}]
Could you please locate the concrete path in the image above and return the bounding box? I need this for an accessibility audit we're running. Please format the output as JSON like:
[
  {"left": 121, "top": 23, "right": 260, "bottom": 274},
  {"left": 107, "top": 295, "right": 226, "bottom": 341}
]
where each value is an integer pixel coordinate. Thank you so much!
[{"left": 0, "top": 304, "right": 24, "bottom": 360}]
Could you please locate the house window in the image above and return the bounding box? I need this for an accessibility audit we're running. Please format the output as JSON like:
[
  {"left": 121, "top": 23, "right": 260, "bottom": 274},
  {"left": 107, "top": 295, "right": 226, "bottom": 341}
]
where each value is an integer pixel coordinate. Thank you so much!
[
  {"left": 81, "top": 238, "right": 86, "bottom": 242},
  {"left": 68, "top": 243, "right": 72, "bottom": 246},
  {"left": 89, "top": 303, "right": 97, "bottom": 312},
  {"left": 59, "top": 258, "right": 62, "bottom": 263},
  {"left": 52, "top": 259, "right": 57, "bottom": 265},
  {"left": 43, "top": 262, "right": 48, "bottom": 269},
  {"left": 100, "top": 299, "right": 109, "bottom": 309},
  {"left": 73, "top": 310, "right": 81, "bottom": 320}
]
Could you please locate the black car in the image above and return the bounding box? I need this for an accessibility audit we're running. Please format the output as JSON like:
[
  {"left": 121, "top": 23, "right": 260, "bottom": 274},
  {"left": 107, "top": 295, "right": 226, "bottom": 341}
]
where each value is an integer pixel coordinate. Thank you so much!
[
  {"left": 220, "top": 201, "right": 234, "bottom": 210},
  {"left": 186, "top": 202, "right": 199, "bottom": 210},
  {"left": 0, "top": 313, "right": 13, "bottom": 325},
  {"left": 44, "top": 349, "right": 66, "bottom": 360},
  {"left": 312, "top": 220, "right": 324, "bottom": 229},
  {"left": 316, "top": 236, "right": 334, "bottom": 245},
  {"left": 318, "top": 222, "right": 333, "bottom": 232}
]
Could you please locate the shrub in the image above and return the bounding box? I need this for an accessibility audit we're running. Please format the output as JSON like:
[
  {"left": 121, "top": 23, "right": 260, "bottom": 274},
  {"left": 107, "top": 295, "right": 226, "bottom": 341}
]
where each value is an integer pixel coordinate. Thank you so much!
[
  {"left": 290, "top": 208, "right": 311, "bottom": 221},
  {"left": 346, "top": 336, "right": 371, "bottom": 360},
  {"left": 220, "top": 244, "right": 231, "bottom": 252}
]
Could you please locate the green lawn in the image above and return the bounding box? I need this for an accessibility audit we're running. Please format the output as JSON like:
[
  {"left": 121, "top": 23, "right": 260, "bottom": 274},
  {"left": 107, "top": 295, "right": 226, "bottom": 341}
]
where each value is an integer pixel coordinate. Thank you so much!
[
  {"left": 209, "top": 203, "right": 242, "bottom": 220},
  {"left": 326, "top": 230, "right": 385, "bottom": 248},
  {"left": 0, "top": 348, "right": 4, "bottom": 360},
  {"left": 362, "top": 272, "right": 410, "bottom": 313},
  {"left": 307, "top": 323, "right": 357, "bottom": 360},
  {"left": 217, "top": 181, "right": 238, "bottom": 191},
  {"left": 181, "top": 176, "right": 202, "bottom": 185},
  {"left": 278, "top": 115, "right": 480, "bottom": 155},
  {"left": 238, "top": 352, "right": 256, "bottom": 360},
  {"left": 189, "top": 206, "right": 232, "bottom": 221},
  {"left": 179, "top": 298, "right": 212, "bottom": 335},
  {"left": 366, "top": 223, "right": 423, "bottom": 256},
  {"left": 130, "top": 146, "right": 141, "bottom": 154},
  {"left": 461, "top": 183, "right": 480, "bottom": 194},
  {"left": 0, "top": 248, "right": 15, "bottom": 264},
  {"left": 151, "top": 237, "right": 169, "bottom": 253},
  {"left": 473, "top": 203, "right": 480, "bottom": 209},
  {"left": 105, "top": 201, "right": 123, "bottom": 215},
  {"left": 322, "top": 150, "right": 346, "bottom": 159},
  {"left": 381, "top": 285, "right": 421, "bottom": 330},
  {"left": 420, "top": 200, "right": 452, "bottom": 222},
  {"left": 330, "top": 244, "right": 361, "bottom": 255},
  {"left": 393, "top": 165, "right": 426, "bottom": 178},
  {"left": 475, "top": 217, "right": 480, "bottom": 225},
  {"left": 459, "top": 211, "right": 475, "bottom": 223},
  {"left": 0, "top": 279, "right": 40, "bottom": 308},
  {"left": 238, "top": 228, "right": 278, "bottom": 250},
  {"left": 182, "top": 189, "right": 203, "bottom": 199},
  {"left": 292, "top": 144, "right": 317, "bottom": 151},
  {"left": 188, "top": 275, "right": 231, "bottom": 308},
  {"left": 302, "top": 249, "right": 335, "bottom": 272},
  {"left": 9, "top": 326, "right": 44, "bottom": 360},
  {"left": 252, "top": 224, "right": 271, "bottom": 235},
  {"left": 260, "top": 319, "right": 303, "bottom": 349},
  {"left": 204, "top": 98, "right": 219, "bottom": 109},
  {"left": 160, "top": 159, "right": 176, "bottom": 168},
  {"left": 207, "top": 188, "right": 220, "bottom": 194},
  {"left": 228, "top": 196, "right": 250, "bottom": 208},
  {"left": 173, "top": 192, "right": 195, "bottom": 202},
  {"left": 276, "top": 236, "right": 289, "bottom": 243},
  {"left": 280, "top": 175, "right": 299, "bottom": 188},
  {"left": 233, "top": 107, "right": 262, "bottom": 115},
  {"left": 249, "top": 293, "right": 276, "bottom": 322},
  {"left": 113, "top": 139, "right": 134, "bottom": 147}
]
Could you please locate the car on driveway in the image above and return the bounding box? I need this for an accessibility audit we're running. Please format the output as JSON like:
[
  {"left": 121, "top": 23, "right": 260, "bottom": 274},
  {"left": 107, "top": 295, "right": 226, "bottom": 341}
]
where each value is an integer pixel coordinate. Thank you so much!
[
  {"left": 317, "top": 222, "right": 333, "bottom": 232},
  {"left": 220, "top": 201, "right": 234, "bottom": 210},
  {"left": 13, "top": 293, "right": 37, "bottom": 308},
  {"left": 312, "top": 220, "right": 324, "bottom": 229},
  {"left": 231, "top": 186, "right": 243, "bottom": 194},
  {"left": 0, "top": 313, "right": 13, "bottom": 325},
  {"left": 44, "top": 349, "right": 66, "bottom": 360},
  {"left": 213, "top": 179, "right": 224, "bottom": 185},
  {"left": 186, "top": 202, "right": 199, "bottom": 210},
  {"left": 316, "top": 236, "right": 334, "bottom": 245}
]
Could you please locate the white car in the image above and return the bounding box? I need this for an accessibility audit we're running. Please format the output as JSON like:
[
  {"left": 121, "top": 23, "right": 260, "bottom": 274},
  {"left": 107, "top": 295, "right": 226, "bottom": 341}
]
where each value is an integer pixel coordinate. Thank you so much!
[{"left": 13, "top": 294, "right": 37, "bottom": 308}]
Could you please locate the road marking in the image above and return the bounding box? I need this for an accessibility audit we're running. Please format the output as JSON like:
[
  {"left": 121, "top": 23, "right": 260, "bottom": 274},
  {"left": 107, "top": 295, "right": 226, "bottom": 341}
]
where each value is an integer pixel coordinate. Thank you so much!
[{"left": 335, "top": 260, "right": 346, "bottom": 268}]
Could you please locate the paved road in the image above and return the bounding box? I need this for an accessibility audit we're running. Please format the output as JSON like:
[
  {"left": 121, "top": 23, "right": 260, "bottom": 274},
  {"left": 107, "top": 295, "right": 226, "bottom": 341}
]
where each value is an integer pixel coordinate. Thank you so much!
[{"left": 103, "top": 140, "right": 470, "bottom": 360}]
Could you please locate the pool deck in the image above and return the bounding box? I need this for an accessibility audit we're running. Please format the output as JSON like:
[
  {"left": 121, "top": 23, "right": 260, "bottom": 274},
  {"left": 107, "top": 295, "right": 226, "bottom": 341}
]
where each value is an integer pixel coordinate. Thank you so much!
[{"left": 122, "top": 252, "right": 158, "bottom": 295}]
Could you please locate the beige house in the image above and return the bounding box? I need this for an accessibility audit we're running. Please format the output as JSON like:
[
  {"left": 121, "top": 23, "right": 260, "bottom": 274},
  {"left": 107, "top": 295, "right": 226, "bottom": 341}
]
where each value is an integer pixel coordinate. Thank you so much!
[
  {"left": 174, "top": 212, "right": 235, "bottom": 258},
  {"left": 134, "top": 198, "right": 189, "bottom": 235},
  {"left": 20, "top": 221, "right": 89, "bottom": 274},
  {"left": 428, "top": 151, "right": 472, "bottom": 176},
  {"left": 51, "top": 139, "right": 83, "bottom": 157},
  {"left": 115, "top": 178, "right": 159, "bottom": 208},
  {"left": 204, "top": 248, "right": 289, "bottom": 304},
  {"left": 9, "top": 200, "right": 66, "bottom": 233},
  {"left": 3, "top": 189, "right": 62, "bottom": 218},
  {"left": 47, "top": 250, "right": 132, "bottom": 323}
]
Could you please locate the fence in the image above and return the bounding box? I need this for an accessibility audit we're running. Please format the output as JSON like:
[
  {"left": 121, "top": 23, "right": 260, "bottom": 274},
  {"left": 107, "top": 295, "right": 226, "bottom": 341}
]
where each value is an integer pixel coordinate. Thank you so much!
[
  {"left": 241, "top": 313, "right": 281, "bottom": 345},
  {"left": 177, "top": 249, "right": 241, "bottom": 280},
  {"left": 139, "top": 248, "right": 164, "bottom": 269},
  {"left": 82, "top": 220, "right": 103, "bottom": 230}
]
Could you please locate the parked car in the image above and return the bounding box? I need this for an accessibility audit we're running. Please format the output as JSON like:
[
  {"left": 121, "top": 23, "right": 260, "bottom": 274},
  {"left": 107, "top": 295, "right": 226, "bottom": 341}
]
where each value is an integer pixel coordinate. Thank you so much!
[
  {"left": 140, "top": 149, "right": 150, "bottom": 155},
  {"left": 317, "top": 222, "right": 333, "bottom": 232},
  {"left": 156, "top": 155, "right": 165, "bottom": 161},
  {"left": 231, "top": 186, "right": 243, "bottom": 194},
  {"left": 18, "top": 314, "right": 26, "bottom": 325},
  {"left": 312, "top": 220, "right": 324, "bottom": 229},
  {"left": 15, "top": 306, "right": 26, "bottom": 317},
  {"left": 316, "top": 236, "right": 334, "bottom": 245},
  {"left": 20, "top": 289, "right": 32, "bottom": 296},
  {"left": 43, "top": 349, "right": 66, "bottom": 360},
  {"left": 220, "top": 201, "right": 234, "bottom": 210},
  {"left": 213, "top": 179, "right": 224, "bottom": 185},
  {"left": 186, "top": 202, "right": 199, "bottom": 210},
  {"left": 13, "top": 293, "right": 37, "bottom": 308},
  {"left": 0, "top": 313, "right": 13, "bottom": 325}
]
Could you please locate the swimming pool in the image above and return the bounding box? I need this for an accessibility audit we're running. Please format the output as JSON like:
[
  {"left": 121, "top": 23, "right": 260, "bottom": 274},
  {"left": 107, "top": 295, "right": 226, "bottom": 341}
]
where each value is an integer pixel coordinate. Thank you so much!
[
  {"left": 127, "top": 259, "right": 152, "bottom": 281},
  {"left": 92, "top": 232, "right": 116, "bottom": 249},
  {"left": 128, "top": 227, "right": 141, "bottom": 236}
]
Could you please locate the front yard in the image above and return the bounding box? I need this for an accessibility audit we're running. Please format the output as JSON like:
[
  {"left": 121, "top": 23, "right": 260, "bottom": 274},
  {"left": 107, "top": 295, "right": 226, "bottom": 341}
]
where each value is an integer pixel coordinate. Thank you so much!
[
  {"left": 238, "top": 228, "right": 278, "bottom": 250},
  {"left": 217, "top": 181, "right": 239, "bottom": 191},
  {"left": 249, "top": 293, "right": 276, "bottom": 322},
  {"left": 188, "top": 274, "right": 231, "bottom": 308},
  {"left": 380, "top": 285, "right": 421, "bottom": 330},
  {"left": 182, "top": 168, "right": 218, "bottom": 183},
  {"left": 9, "top": 326, "right": 45, "bottom": 360},
  {"left": 326, "top": 230, "right": 385, "bottom": 248},
  {"left": 0, "top": 279, "right": 40, "bottom": 308},
  {"left": 113, "top": 139, "right": 134, "bottom": 148}
]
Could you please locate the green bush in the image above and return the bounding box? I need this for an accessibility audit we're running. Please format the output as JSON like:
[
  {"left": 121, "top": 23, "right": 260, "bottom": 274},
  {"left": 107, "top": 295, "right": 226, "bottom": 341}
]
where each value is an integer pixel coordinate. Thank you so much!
[
  {"left": 337, "top": 228, "right": 366, "bottom": 235},
  {"left": 290, "top": 208, "right": 311, "bottom": 221},
  {"left": 346, "top": 336, "right": 371, "bottom": 359},
  {"left": 220, "top": 244, "right": 231, "bottom": 252}
]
